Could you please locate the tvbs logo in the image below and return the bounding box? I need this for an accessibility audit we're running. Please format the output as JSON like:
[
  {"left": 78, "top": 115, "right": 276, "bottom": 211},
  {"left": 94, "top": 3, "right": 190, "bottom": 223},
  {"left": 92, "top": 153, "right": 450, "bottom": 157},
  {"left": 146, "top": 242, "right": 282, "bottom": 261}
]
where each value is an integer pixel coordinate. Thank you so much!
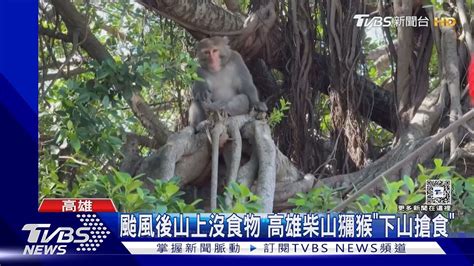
[
  {"left": 433, "top": 17, "right": 456, "bottom": 27},
  {"left": 22, "top": 224, "right": 89, "bottom": 255}
]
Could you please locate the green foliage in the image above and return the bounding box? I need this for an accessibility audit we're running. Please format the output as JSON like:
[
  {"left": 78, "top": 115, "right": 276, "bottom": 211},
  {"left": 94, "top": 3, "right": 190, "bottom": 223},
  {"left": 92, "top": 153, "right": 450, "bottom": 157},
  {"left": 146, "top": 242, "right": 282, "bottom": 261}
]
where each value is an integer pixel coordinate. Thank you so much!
[
  {"left": 445, "top": 171, "right": 474, "bottom": 232},
  {"left": 363, "top": 36, "right": 391, "bottom": 86},
  {"left": 39, "top": 1, "right": 473, "bottom": 223},
  {"left": 356, "top": 178, "right": 406, "bottom": 213},
  {"left": 289, "top": 159, "right": 474, "bottom": 232},
  {"left": 430, "top": 0, "right": 444, "bottom": 10},
  {"left": 355, "top": 159, "right": 474, "bottom": 232},
  {"left": 216, "top": 182, "right": 262, "bottom": 213},
  {"left": 355, "top": 159, "right": 461, "bottom": 213},
  {"left": 355, "top": 174, "right": 425, "bottom": 213},
  {"left": 317, "top": 94, "right": 332, "bottom": 136},
  {"left": 367, "top": 122, "right": 393, "bottom": 148},
  {"left": 90, "top": 172, "right": 202, "bottom": 212},
  {"left": 39, "top": 2, "right": 201, "bottom": 212},
  {"left": 289, "top": 185, "right": 340, "bottom": 212},
  {"left": 239, "top": 0, "right": 250, "bottom": 13},
  {"left": 268, "top": 98, "right": 291, "bottom": 128},
  {"left": 90, "top": 171, "right": 154, "bottom": 212},
  {"left": 40, "top": 160, "right": 202, "bottom": 212},
  {"left": 149, "top": 177, "right": 202, "bottom": 213}
]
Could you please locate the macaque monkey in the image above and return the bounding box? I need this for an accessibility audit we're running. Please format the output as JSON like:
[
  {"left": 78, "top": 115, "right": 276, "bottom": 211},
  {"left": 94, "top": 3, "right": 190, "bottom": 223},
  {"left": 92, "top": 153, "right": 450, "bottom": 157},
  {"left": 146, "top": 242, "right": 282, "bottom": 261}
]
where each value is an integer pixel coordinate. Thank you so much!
[{"left": 188, "top": 36, "right": 267, "bottom": 129}]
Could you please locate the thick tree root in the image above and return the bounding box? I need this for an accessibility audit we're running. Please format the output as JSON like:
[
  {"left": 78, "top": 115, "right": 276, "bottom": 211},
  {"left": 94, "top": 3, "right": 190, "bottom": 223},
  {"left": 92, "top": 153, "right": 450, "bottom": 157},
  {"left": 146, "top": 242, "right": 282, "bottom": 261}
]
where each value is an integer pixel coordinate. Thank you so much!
[
  {"left": 131, "top": 114, "right": 313, "bottom": 211},
  {"left": 252, "top": 120, "right": 277, "bottom": 212}
]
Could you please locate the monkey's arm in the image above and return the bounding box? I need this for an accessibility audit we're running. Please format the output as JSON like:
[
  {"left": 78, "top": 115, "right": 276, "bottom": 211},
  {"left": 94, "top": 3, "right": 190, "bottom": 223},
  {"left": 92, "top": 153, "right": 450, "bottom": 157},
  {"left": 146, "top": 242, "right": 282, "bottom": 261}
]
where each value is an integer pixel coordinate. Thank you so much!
[
  {"left": 191, "top": 70, "right": 211, "bottom": 102},
  {"left": 189, "top": 100, "right": 207, "bottom": 128},
  {"left": 232, "top": 52, "right": 268, "bottom": 112},
  {"left": 189, "top": 70, "right": 211, "bottom": 128}
]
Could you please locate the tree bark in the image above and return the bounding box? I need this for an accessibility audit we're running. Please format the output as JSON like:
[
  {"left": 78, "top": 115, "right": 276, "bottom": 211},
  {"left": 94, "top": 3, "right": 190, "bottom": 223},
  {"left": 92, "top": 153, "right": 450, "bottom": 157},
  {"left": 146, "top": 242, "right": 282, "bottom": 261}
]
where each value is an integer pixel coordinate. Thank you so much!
[{"left": 394, "top": 0, "right": 414, "bottom": 132}]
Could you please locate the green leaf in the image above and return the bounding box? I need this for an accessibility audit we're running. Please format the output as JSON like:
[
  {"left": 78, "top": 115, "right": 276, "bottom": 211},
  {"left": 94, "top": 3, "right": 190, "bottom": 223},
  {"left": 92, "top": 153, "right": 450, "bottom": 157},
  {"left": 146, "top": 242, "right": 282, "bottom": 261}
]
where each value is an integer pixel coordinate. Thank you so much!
[
  {"left": 126, "top": 193, "right": 139, "bottom": 203},
  {"left": 386, "top": 181, "right": 403, "bottom": 194},
  {"left": 465, "top": 179, "right": 474, "bottom": 193},
  {"left": 69, "top": 135, "right": 81, "bottom": 152},
  {"left": 417, "top": 174, "right": 428, "bottom": 185},
  {"left": 293, "top": 198, "right": 306, "bottom": 206},
  {"left": 108, "top": 136, "right": 123, "bottom": 146},
  {"left": 96, "top": 68, "right": 110, "bottom": 80},
  {"left": 102, "top": 95, "right": 110, "bottom": 108},
  {"left": 417, "top": 164, "right": 426, "bottom": 174},
  {"left": 405, "top": 193, "right": 424, "bottom": 205},
  {"left": 233, "top": 202, "right": 246, "bottom": 213},
  {"left": 240, "top": 184, "right": 250, "bottom": 197},
  {"left": 295, "top": 192, "right": 305, "bottom": 198},
  {"left": 165, "top": 183, "right": 180, "bottom": 197},
  {"left": 115, "top": 171, "right": 131, "bottom": 184},
  {"left": 137, "top": 187, "right": 145, "bottom": 199},
  {"left": 230, "top": 182, "right": 240, "bottom": 193},
  {"left": 369, "top": 198, "right": 379, "bottom": 207},
  {"left": 431, "top": 159, "right": 451, "bottom": 176},
  {"left": 431, "top": 166, "right": 451, "bottom": 177},
  {"left": 434, "top": 158, "right": 443, "bottom": 168},
  {"left": 403, "top": 175, "right": 415, "bottom": 193},
  {"left": 156, "top": 204, "right": 167, "bottom": 213},
  {"left": 385, "top": 201, "right": 398, "bottom": 213},
  {"left": 126, "top": 180, "right": 143, "bottom": 192},
  {"left": 249, "top": 194, "right": 259, "bottom": 201},
  {"left": 190, "top": 199, "right": 203, "bottom": 206}
]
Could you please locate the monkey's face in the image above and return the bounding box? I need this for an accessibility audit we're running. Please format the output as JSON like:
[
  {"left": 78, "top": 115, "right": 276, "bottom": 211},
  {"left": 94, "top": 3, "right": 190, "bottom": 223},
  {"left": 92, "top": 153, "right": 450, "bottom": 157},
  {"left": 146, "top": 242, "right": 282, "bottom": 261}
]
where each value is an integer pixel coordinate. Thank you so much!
[
  {"left": 202, "top": 46, "right": 221, "bottom": 72},
  {"left": 197, "top": 37, "right": 231, "bottom": 73}
]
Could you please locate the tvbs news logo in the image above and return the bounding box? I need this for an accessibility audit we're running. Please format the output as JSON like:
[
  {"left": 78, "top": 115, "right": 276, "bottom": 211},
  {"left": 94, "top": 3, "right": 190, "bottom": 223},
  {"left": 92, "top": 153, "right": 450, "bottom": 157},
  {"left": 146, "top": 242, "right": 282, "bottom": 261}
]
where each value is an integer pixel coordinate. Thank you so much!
[{"left": 22, "top": 214, "right": 110, "bottom": 255}]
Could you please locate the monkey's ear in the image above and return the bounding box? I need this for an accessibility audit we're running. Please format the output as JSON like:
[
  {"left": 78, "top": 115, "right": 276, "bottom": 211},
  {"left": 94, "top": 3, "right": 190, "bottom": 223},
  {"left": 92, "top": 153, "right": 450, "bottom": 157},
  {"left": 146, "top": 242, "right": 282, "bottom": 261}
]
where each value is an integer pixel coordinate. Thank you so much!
[
  {"left": 196, "top": 38, "right": 208, "bottom": 51},
  {"left": 222, "top": 36, "right": 230, "bottom": 45}
]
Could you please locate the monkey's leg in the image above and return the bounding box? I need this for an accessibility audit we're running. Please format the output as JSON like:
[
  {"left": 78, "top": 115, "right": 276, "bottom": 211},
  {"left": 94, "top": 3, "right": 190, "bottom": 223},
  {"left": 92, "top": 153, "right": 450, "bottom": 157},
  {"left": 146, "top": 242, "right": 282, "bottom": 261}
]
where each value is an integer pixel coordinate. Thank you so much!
[
  {"left": 210, "top": 121, "right": 225, "bottom": 210},
  {"left": 224, "top": 94, "right": 250, "bottom": 116}
]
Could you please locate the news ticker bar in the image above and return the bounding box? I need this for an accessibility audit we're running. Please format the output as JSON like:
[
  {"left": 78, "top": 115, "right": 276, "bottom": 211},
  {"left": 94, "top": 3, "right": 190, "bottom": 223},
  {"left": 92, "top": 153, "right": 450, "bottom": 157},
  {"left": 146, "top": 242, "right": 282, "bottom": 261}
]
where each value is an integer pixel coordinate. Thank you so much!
[{"left": 121, "top": 241, "right": 445, "bottom": 255}]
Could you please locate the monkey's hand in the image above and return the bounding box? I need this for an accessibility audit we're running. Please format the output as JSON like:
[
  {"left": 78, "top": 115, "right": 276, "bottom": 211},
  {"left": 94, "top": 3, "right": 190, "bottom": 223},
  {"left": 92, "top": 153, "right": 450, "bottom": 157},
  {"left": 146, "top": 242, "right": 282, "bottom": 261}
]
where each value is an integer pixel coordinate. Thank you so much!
[
  {"left": 202, "top": 101, "right": 225, "bottom": 112},
  {"left": 196, "top": 120, "right": 212, "bottom": 133},
  {"left": 253, "top": 102, "right": 268, "bottom": 112}
]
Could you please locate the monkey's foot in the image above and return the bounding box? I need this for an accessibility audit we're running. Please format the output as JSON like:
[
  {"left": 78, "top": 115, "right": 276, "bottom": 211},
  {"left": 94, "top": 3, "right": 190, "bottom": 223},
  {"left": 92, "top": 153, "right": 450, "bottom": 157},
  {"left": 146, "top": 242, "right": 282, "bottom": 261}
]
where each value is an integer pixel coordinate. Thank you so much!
[
  {"left": 196, "top": 120, "right": 212, "bottom": 133},
  {"left": 254, "top": 102, "right": 268, "bottom": 112},
  {"left": 256, "top": 111, "right": 267, "bottom": 120},
  {"left": 250, "top": 108, "right": 267, "bottom": 120}
]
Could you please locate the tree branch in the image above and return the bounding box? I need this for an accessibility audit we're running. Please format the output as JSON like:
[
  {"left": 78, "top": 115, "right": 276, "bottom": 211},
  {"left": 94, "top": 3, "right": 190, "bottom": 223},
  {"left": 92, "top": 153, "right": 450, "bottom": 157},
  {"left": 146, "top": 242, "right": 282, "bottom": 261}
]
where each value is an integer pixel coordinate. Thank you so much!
[
  {"left": 39, "top": 67, "right": 90, "bottom": 82},
  {"left": 50, "top": 0, "right": 170, "bottom": 145},
  {"left": 137, "top": 0, "right": 397, "bottom": 132},
  {"left": 456, "top": 0, "right": 473, "bottom": 53},
  {"left": 331, "top": 110, "right": 474, "bottom": 212},
  {"left": 136, "top": 0, "right": 245, "bottom": 35},
  {"left": 39, "top": 26, "right": 72, "bottom": 42}
]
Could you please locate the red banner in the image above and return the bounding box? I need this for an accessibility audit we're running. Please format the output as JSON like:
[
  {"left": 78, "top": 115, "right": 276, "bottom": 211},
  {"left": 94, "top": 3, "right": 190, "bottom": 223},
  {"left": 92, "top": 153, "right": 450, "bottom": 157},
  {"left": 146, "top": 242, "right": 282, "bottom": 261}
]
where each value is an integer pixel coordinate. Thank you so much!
[{"left": 38, "top": 198, "right": 117, "bottom": 212}]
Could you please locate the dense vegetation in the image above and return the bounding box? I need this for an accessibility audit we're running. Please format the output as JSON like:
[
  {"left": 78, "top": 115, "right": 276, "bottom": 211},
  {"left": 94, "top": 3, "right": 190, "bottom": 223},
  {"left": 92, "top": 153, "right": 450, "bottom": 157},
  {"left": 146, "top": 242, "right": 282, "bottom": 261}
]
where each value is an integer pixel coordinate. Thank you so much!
[{"left": 39, "top": 0, "right": 473, "bottom": 231}]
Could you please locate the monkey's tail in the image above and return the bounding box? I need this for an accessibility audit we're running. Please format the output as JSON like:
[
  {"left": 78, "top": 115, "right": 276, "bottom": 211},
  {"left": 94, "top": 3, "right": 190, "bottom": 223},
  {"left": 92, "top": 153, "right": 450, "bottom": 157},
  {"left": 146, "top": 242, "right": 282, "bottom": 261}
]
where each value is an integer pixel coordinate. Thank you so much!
[{"left": 469, "top": 53, "right": 474, "bottom": 106}]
